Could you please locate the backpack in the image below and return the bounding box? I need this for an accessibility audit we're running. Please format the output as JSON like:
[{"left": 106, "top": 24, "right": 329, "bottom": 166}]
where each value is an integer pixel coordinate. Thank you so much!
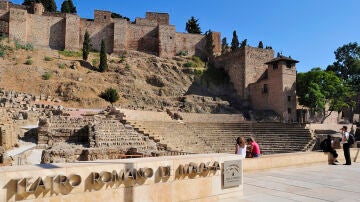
[{"left": 348, "top": 133, "right": 355, "bottom": 145}]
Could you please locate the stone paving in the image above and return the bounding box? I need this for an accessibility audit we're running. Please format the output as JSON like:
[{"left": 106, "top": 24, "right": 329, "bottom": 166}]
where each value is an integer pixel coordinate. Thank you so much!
[{"left": 225, "top": 162, "right": 360, "bottom": 202}]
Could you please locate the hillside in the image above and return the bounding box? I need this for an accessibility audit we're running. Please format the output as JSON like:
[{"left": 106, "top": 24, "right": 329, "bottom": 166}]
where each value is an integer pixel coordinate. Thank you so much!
[{"left": 0, "top": 38, "right": 239, "bottom": 113}]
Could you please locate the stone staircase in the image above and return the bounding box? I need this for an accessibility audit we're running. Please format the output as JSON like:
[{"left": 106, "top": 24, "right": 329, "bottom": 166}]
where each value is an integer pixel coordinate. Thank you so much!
[
  {"left": 120, "top": 109, "right": 313, "bottom": 155},
  {"left": 90, "top": 118, "right": 158, "bottom": 155}
]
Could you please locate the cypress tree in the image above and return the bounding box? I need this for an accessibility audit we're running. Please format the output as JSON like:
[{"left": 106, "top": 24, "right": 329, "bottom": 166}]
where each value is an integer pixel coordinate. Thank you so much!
[
  {"left": 240, "top": 39, "right": 247, "bottom": 48},
  {"left": 82, "top": 31, "right": 90, "bottom": 61},
  {"left": 40, "top": 0, "right": 57, "bottom": 12},
  {"left": 61, "top": 0, "right": 76, "bottom": 13},
  {"left": 230, "top": 31, "right": 239, "bottom": 52},
  {"left": 258, "top": 41, "right": 264, "bottom": 48},
  {"left": 60, "top": 0, "right": 70, "bottom": 13},
  {"left": 221, "top": 37, "right": 228, "bottom": 54},
  {"left": 99, "top": 39, "right": 108, "bottom": 72}
]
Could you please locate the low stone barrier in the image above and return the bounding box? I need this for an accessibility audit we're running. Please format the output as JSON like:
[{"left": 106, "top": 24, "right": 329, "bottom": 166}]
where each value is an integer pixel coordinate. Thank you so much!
[
  {"left": 243, "top": 148, "right": 359, "bottom": 172},
  {"left": 0, "top": 153, "right": 243, "bottom": 202}
]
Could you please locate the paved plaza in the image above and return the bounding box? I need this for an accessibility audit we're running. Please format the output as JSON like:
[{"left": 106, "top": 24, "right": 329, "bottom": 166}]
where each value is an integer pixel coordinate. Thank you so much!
[{"left": 227, "top": 162, "right": 360, "bottom": 202}]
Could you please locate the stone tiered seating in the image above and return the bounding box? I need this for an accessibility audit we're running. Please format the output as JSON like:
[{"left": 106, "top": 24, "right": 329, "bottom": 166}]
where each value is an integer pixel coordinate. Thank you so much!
[
  {"left": 122, "top": 110, "right": 313, "bottom": 155},
  {"left": 130, "top": 121, "right": 214, "bottom": 154},
  {"left": 91, "top": 119, "right": 158, "bottom": 155},
  {"left": 179, "top": 112, "right": 245, "bottom": 123}
]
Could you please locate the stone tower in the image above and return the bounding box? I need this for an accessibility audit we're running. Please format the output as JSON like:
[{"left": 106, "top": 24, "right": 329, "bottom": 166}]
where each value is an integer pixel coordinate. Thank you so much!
[
  {"left": 33, "top": 3, "right": 44, "bottom": 15},
  {"left": 249, "top": 55, "right": 298, "bottom": 122}
]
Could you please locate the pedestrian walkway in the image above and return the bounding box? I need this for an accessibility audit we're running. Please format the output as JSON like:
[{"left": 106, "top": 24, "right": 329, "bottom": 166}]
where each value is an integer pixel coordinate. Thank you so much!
[{"left": 222, "top": 162, "right": 360, "bottom": 202}]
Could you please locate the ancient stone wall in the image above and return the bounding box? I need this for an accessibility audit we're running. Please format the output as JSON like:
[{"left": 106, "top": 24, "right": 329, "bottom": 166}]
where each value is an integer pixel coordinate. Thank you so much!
[
  {"left": 113, "top": 18, "right": 128, "bottom": 52},
  {"left": 214, "top": 50, "right": 246, "bottom": 98},
  {"left": 214, "top": 47, "right": 274, "bottom": 100},
  {"left": 127, "top": 24, "right": 158, "bottom": 54},
  {"left": 175, "top": 33, "right": 204, "bottom": 57},
  {"left": 26, "top": 14, "right": 65, "bottom": 49},
  {"left": 158, "top": 25, "right": 175, "bottom": 57},
  {"left": 38, "top": 116, "right": 93, "bottom": 146},
  {"left": 4, "top": 3, "right": 220, "bottom": 57},
  {"left": 94, "top": 10, "right": 112, "bottom": 24},
  {"left": 145, "top": 12, "right": 169, "bottom": 25},
  {"left": 80, "top": 19, "right": 114, "bottom": 53},
  {"left": 64, "top": 14, "right": 80, "bottom": 50},
  {"left": 8, "top": 8, "right": 27, "bottom": 41}
]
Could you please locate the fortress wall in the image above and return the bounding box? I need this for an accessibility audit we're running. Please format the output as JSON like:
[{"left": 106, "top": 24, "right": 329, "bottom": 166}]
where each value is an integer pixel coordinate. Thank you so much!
[
  {"left": 0, "top": 10, "right": 9, "bottom": 35},
  {"left": 113, "top": 19, "right": 128, "bottom": 52},
  {"left": 127, "top": 24, "right": 158, "bottom": 54},
  {"left": 135, "top": 18, "right": 157, "bottom": 26},
  {"left": 146, "top": 12, "right": 169, "bottom": 25},
  {"left": 26, "top": 14, "right": 65, "bottom": 49},
  {"left": 211, "top": 32, "right": 221, "bottom": 55},
  {"left": 158, "top": 25, "right": 175, "bottom": 57},
  {"left": 174, "top": 33, "right": 204, "bottom": 57},
  {"left": 244, "top": 47, "right": 274, "bottom": 97},
  {"left": 214, "top": 50, "right": 246, "bottom": 98},
  {"left": 9, "top": 8, "right": 27, "bottom": 41},
  {"left": 80, "top": 19, "right": 114, "bottom": 53},
  {"left": 65, "top": 14, "right": 80, "bottom": 50}
]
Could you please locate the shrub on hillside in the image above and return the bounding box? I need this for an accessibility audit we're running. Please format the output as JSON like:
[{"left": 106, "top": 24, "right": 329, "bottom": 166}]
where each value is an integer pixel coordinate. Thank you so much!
[
  {"left": 24, "top": 59, "right": 33, "bottom": 65},
  {"left": 44, "top": 56, "right": 53, "bottom": 61},
  {"left": 42, "top": 72, "right": 52, "bottom": 80},
  {"left": 99, "top": 87, "right": 119, "bottom": 105}
]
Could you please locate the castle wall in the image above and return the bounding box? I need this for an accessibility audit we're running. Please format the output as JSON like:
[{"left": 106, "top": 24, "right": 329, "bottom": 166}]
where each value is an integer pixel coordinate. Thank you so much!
[
  {"left": 80, "top": 19, "right": 114, "bottom": 53},
  {"left": 26, "top": 14, "right": 65, "bottom": 49},
  {"left": 8, "top": 8, "right": 27, "bottom": 41},
  {"left": 0, "top": 10, "right": 8, "bottom": 35},
  {"left": 146, "top": 12, "right": 169, "bottom": 25},
  {"left": 244, "top": 47, "right": 274, "bottom": 97},
  {"left": 175, "top": 32, "right": 204, "bottom": 57},
  {"left": 113, "top": 18, "right": 128, "bottom": 52},
  {"left": 127, "top": 24, "right": 158, "bottom": 55},
  {"left": 158, "top": 25, "right": 175, "bottom": 57},
  {"left": 214, "top": 50, "right": 246, "bottom": 98},
  {"left": 65, "top": 14, "right": 80, "bottom": 50}
]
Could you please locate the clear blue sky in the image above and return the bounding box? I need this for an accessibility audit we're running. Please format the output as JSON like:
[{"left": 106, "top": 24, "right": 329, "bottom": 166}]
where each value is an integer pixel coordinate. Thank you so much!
[{"left": 12, "top": 0, "right": 360, "bottom": 72}]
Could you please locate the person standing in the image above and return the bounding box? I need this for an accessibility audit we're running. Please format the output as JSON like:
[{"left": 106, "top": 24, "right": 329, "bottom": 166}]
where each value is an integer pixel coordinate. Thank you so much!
[
  {"left": 247, "top": 137, "right": 261, "bottom": 158},
  {"left": 235, "top": 136, "right": 247, "bottom": 158},
  {"left": 341, "top": 126, "right": 351, "bottom": 165}
]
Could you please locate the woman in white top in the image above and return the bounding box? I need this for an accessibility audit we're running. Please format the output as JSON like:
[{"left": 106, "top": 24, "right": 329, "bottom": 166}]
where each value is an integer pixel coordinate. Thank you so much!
[{"left": 235, "top": 136, "right": 247, "bottom": 158}]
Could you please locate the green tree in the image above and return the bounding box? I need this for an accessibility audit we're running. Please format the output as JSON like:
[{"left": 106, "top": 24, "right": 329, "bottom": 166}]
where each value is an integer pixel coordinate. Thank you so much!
[
  {"left": 326, "top": 42, "right": 360, "bottom": 91},
  {"left": 99, "top": 88, "right": 119, "bottom": 105},
  {"left": 41, "top": 0, "right": 57, "bottom": 12},
  {"left": 61, "top": 0, "right": 76, "bottom": 13},
  {"left": 204, "top": 30, "right": 214, "bottom": 60},
  {"left": 258, "top": 41, "right": 264, "bottom": 48},
  {"left": 230, "top": 30, "right": 239, "bottom": 51},
  {"left": 240, "top": 39, "right": 247, "bottom": 48},
  {"left": 221, "top": 37, "right": 228, "bottom": 54},
  {"left": 185, "top": 16, "right": 201, "bottom": 34},
  {"left": 82, "top": 30, "right": 91, "bottom": 61},
  {"left": 297, "top": 68, "right": 355, "bottom": 123},
  {"left": 60, "top": 0, "right": 70, "bottom": 13},
  {"left": 99, "top": 39, "right": 108, "bottom": 72}
]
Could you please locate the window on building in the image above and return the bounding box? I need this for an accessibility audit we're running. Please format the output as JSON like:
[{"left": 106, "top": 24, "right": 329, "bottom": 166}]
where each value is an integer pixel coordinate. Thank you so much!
[
  {"left": 286, "top": 62, "right": 292, "bottom": 68},
  {"left": 263, "top": 84, "right": 268, "bottom": 94},
  {"left": 288, "top": 108, "right": 291, "bottom": 114},
  {"left": 104, "top": 16, "right": 107, "bottom": 19},
  {"left": 287, "top": 96, "right": 291, "bottom": 102},
  {"left": 272, "top": 62, "right": 278, "bottom": 69}
]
